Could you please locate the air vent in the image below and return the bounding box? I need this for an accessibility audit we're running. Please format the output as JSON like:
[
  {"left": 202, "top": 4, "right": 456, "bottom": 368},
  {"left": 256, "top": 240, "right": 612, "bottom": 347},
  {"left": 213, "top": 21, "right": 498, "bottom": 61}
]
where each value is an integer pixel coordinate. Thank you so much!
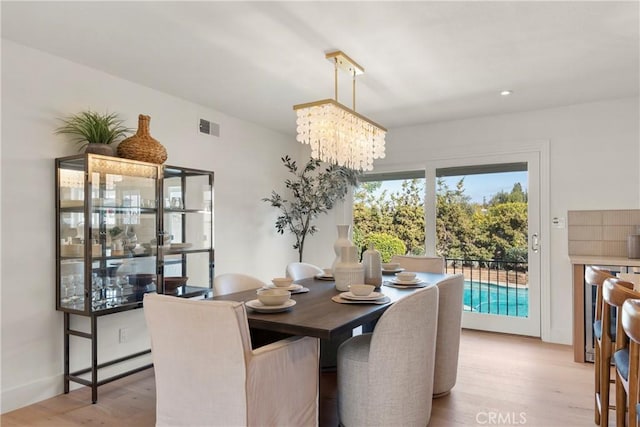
[{"left": 199, "top": 119, "right": 219, "bottom": 137}]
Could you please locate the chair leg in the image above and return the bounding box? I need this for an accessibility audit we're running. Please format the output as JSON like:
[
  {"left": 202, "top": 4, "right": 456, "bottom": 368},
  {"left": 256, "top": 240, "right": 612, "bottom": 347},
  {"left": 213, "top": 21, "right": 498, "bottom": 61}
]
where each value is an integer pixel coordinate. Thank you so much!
[
  {"left": 595, "top": 340, "right": 601, "bottom": 425},
  {"left": 616, "top": 369, "right": 627, "bottom": 427},
  {"left": 629, "top": 344, "right": 639, "bottom": 427},
  {"left": 601, "top": 341, "right": 611, "bottom": 427}
]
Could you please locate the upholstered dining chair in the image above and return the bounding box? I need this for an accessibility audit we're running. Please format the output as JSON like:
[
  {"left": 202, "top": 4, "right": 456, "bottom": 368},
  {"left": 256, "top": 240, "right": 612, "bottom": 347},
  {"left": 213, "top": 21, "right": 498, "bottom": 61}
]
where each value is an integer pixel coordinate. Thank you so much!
[
  {"left": 586, "top": 265, "right": 616, "bottom": 427},
  {"left": 390, "top": 255, "right": 445, "bottom": 274},
  {"left": 602, "top": 277, "right": 636, "bottom": 427},
  {"left": 337, "top": 285, "right": 439, "bottom": 426},
  {"left": 618, "top": 298, "right": 640, "bottom": 427},
  {"left": 433, "top": 273, "right": 465, "bottom": 397},
  {"left": 213, "top": 273, "right": 264, "bottom": 296},
  {"left": 213, "top": 273, "right": 291, "bottom": 348},
  {"left": 143, "top": 294, "right": 320, "bottom": 427},
  {"left": 286, "top": 262, "right": 323, "bottom": 280}
]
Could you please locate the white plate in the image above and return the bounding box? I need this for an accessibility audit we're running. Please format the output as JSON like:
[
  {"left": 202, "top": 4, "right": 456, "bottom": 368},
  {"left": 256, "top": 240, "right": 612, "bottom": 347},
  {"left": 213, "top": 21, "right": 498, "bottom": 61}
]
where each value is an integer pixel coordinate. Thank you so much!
[
  {"left": 392, "top": 278, "right": 421, "bottom": 285},
  {"left": 315, "top": 274, "right": 334, "bottom": 281},
  {"left": 340, "top": 291, "right": 385, "bottom": 301},
  {"left": 332, "top": 295, "right": 391, "bottom": 305},
  {"left": 384, "top": 281, "right": 429, "bottom": 289},
  {"left": 261, "top": 284, "right": 306, "bottom": 293},
  {"left": 382, "top": 268, "right": 405, "bottom": 274},
  {"left": 245, "top": 299, "right": 296, "bottom": 313}
]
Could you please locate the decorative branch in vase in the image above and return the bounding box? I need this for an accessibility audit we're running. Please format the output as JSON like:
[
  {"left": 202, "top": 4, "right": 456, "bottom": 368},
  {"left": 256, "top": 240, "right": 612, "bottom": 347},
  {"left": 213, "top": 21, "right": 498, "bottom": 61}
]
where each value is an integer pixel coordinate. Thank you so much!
[{"left": 263, "top": 156, "right": 359, "bottom": 262}]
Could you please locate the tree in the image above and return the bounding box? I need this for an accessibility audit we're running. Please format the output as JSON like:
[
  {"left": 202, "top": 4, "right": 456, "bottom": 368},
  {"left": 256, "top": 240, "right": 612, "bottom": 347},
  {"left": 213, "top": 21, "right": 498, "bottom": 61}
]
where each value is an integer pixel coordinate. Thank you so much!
[
  {"left": 489, "top": 182, "right": 528, "bottom": 205},
  {"left": 436, "top": 178, "right": 478, "bottom": 260},
  {"left": 263, "top": 156, "right": 359, "bottom": 261},
  {"left": 354, "top": 176, "right": 528, "bottom": 267},
  {"left": 389, "top": 179, "right": 425, "bottom": 255},
  {"left": 361, "top": 232, "right": 406, "bottom": 263},
  {"left": 477, "top": 202, "right": 528, "bottom": 260},
  {"left": 353, "top": 179, "right": 425, "bottom": 255}
]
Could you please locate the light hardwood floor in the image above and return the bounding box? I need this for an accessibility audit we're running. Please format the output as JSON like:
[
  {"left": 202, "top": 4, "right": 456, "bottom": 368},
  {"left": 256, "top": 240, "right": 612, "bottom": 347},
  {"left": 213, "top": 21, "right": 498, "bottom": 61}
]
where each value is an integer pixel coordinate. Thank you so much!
[{"left": 2, "top": 329, "right": 603, "bottom": 426}]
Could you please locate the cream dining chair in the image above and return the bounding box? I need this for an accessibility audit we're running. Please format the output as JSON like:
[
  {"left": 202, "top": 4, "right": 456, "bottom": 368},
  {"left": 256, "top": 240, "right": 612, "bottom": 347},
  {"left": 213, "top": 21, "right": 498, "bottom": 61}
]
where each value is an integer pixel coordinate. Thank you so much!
[
  {"left": 390, "top": 254, "right": 445, "bottom": 274},
  {"left": 213, "top": 273, "right": 290, "bottom": 348},
  {"left": 337, "top": 285, "right": 439, "bottom": 426},
  {"left": 144, "top": 293, "right": 319, "bottom": 427},
  {"left": 390, "top": 256, "right": 463, "bottom": 397},
  {"left": 432, "top": 273, "right": 465, "bottom": 397},
  {"left": 213, "top": 273, "right": 264, "bottom": 296},
  {"left": 286, "top": 262, "right": 323, "bottom": 280}
]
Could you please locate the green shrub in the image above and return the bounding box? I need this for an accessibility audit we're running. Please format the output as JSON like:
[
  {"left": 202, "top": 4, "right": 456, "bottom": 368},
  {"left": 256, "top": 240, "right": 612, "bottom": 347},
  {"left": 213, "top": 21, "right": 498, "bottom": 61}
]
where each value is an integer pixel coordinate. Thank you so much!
[
  {"left": 504, "top": 246, "right": 528, "bottom": 271},
  {"left": 361, "top": 232, "right": 406, "bottom": 262}
]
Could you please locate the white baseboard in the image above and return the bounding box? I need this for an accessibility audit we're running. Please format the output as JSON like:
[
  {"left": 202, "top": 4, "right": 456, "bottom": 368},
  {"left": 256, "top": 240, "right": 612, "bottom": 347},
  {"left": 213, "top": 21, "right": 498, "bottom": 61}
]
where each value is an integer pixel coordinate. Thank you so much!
[
  {"left": 547, "top": 327, "right": 572, "bottom": 346},
  {"left": 1, "top": 354, "right": 153, "bottom": 414},
  {"left": 1, "top": 374, "right": 63, "bottom": 414}
]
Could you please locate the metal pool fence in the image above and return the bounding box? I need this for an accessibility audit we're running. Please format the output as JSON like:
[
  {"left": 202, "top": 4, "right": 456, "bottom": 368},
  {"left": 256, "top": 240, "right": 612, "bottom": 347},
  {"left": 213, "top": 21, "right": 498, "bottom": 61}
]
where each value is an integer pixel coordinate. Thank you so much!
[{"left": 445, "top": 258, "right": 529, "bottom": 317}]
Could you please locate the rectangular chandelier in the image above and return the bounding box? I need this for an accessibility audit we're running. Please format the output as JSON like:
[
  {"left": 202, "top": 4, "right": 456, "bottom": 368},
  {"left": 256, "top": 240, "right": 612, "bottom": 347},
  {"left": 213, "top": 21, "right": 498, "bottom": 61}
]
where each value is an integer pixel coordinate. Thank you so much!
[{"left": 294, "top": 51, "right": 386, "bottom": 171}]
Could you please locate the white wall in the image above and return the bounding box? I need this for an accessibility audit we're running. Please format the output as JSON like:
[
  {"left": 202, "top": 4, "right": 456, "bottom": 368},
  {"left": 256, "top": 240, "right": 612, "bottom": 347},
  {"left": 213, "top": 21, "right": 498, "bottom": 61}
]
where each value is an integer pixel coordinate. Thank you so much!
[
  {"left": 372, "top": 97, "right": 640, "bottom": 344},
  {"left": 0, "top": 40, "right": 301, "bottom": 412}
]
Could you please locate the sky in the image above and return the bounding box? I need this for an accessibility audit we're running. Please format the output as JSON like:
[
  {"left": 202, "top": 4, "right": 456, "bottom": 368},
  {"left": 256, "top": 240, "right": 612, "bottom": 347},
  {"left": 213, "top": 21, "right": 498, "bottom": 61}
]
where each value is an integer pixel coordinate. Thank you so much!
[
  {"left": 368, "top": 171, "right": 528, "bottom": 204},
  {"left": 441, "top": 171, "right": 528, "bottom": 203}
]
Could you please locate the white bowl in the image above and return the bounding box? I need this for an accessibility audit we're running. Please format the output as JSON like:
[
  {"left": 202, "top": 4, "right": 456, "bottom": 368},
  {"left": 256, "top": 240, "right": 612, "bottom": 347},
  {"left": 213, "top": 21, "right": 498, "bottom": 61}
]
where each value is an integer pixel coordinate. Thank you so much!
[
  {"left": 382, "top": 262, "right": 400, "bottom": 270},
  {"left": 272, "top": 277, "right": 294, "bottom": 288},
  {"left": 257, "top": 288, "right": 291, "bottom": 306},
  {"left": 322, "top": 268, "right": 333, "bottom": 276},
  {"left": 396, "top": 272, "right": 417, "bottom": 281},
  {"left": 349, "top": 284, "right": 375, "bottom": 296}
]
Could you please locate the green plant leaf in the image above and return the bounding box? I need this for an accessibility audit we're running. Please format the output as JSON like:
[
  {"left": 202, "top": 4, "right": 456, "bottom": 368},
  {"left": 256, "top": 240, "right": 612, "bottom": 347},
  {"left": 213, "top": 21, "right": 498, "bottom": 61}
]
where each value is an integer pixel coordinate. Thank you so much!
[{"left": 55, "top": 110, "right": 132, "bottom": 151}]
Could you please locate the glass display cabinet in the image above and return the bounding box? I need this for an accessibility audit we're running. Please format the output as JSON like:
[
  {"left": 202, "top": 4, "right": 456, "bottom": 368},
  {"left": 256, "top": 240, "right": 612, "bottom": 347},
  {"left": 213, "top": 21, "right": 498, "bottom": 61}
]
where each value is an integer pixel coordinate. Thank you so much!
[
  {"left": 162, "top": 165, "right": 215, "bottom": 298},
  {"left": 55, "top": 154, "right": 214, "bottom": 402}
]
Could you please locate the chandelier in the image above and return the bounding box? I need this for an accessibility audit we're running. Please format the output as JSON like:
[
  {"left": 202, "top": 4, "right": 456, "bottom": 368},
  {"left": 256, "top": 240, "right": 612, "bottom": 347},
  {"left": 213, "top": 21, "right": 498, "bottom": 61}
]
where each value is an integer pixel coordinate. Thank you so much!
[{"left": 294, "top": 51, "right": 386, "bottom": 171}]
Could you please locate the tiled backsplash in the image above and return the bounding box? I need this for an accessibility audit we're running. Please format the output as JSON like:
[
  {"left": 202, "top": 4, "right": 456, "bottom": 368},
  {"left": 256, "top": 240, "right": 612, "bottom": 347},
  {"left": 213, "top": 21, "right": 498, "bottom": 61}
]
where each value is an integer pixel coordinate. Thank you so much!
[{"left": 568, "top": 210, "right": 640, "bottom": 257}]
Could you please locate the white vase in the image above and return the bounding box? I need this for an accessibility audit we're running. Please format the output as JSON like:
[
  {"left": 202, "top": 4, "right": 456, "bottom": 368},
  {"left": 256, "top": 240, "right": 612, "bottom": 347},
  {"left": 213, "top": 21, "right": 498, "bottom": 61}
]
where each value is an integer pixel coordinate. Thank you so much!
[
  {"left": 362, "top": 243, "right": 382, "bottom": 286},
  {"left": 334, "top": 245, "right": 365, "bottom": 292},
  {"left": 332, "top": 224, "right": 353, "bottom": 274}
]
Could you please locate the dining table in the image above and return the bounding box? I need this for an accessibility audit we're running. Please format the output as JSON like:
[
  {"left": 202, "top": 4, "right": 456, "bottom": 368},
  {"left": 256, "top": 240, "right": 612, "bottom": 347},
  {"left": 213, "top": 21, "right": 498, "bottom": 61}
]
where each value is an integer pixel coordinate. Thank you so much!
[{"left": 209, "top": 271, "right": 451, "bottom": 340}]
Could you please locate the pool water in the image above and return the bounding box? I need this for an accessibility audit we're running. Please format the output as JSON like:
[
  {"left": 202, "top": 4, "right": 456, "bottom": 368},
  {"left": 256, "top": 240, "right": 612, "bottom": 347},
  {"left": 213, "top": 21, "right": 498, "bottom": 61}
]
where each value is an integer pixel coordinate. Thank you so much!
[{"left": 463, "top": 280, "right": 528, "bottom": 317}]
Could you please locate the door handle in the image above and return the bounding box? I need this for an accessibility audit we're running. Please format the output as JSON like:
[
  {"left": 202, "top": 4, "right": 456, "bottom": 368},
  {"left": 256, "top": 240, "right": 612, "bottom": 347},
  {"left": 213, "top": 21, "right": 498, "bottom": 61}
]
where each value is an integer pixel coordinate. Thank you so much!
[{"left": 531, "top": 233, "right": 539, "bottom": 253}]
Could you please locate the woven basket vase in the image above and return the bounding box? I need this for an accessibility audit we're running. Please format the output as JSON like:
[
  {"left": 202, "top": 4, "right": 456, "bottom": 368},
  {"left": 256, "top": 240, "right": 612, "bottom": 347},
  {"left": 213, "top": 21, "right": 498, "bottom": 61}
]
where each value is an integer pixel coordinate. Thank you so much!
[{"left": 117, "top": 114, "right": 167, "bottom": 164}]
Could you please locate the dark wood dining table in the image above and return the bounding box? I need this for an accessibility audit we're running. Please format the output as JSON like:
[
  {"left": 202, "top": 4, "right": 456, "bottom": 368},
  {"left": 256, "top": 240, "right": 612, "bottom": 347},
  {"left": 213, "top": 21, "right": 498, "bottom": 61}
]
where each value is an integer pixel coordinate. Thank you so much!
[{"left": 209, "top": 271, "right": 450, "bottom": 340}]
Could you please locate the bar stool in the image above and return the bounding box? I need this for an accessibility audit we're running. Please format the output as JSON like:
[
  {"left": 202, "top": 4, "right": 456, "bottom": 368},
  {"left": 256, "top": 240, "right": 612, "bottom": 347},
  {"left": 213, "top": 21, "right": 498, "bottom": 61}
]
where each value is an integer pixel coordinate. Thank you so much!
[
  {"left": 586, "top": 266, "right": 616, "bottom": 426},
  {"left": 602, "top": 277, "right": 637, "bottom": 426},
  {"left": 612, "top": 291, "right": 640, "bottom": 426}
]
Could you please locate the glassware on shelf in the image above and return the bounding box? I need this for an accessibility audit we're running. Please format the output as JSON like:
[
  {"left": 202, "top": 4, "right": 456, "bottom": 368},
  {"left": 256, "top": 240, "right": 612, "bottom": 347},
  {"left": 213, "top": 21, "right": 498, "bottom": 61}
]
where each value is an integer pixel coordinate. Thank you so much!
[
  {"left": 61, "top": 276, "right": 73, "bottom": 306},
  {"left": 120, "top": 275, "right": 133, "bottom": 300},
  {"left": 103, "top": 277, "right": 120, "bottom": 307},
  {"left": 91, "top": 273, "right": 107, "bottom": 310}
]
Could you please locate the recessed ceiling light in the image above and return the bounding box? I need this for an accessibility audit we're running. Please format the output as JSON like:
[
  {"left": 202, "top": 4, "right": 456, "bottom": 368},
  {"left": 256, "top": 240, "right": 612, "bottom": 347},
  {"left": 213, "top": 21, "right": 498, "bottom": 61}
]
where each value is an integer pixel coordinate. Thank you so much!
[{"left": 500, "top": 90, "right": 513, "bottom": 96}]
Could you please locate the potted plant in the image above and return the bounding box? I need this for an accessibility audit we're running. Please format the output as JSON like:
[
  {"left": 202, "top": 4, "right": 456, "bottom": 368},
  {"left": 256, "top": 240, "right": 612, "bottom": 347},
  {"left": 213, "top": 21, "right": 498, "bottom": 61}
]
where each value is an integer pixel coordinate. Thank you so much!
[
  {"left": 55, "top": 110, "right": 131, "bottom": 155},
  {"left": 263, "top": 156, "right": 359, "bottom": 262}
]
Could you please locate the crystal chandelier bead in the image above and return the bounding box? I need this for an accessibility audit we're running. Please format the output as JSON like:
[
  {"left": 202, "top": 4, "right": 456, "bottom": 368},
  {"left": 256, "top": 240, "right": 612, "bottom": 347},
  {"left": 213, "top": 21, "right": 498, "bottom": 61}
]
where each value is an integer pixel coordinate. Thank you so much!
[{"left": 293, "top": 101, "right": 386, "bottom": 171}]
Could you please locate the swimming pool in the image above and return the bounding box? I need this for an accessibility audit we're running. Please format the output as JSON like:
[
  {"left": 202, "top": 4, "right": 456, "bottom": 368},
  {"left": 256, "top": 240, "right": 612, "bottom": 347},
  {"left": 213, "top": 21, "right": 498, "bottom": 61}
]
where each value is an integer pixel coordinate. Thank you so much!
[{"left": 463, "top": 280, "right": 528, "bottom": 317}]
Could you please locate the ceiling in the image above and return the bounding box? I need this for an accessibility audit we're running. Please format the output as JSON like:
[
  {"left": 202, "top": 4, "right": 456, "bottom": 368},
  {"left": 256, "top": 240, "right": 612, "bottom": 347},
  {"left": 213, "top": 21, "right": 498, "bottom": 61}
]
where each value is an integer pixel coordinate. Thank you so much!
[{"left": 2, "top": 1, "right": 638, "bottom": 135}]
